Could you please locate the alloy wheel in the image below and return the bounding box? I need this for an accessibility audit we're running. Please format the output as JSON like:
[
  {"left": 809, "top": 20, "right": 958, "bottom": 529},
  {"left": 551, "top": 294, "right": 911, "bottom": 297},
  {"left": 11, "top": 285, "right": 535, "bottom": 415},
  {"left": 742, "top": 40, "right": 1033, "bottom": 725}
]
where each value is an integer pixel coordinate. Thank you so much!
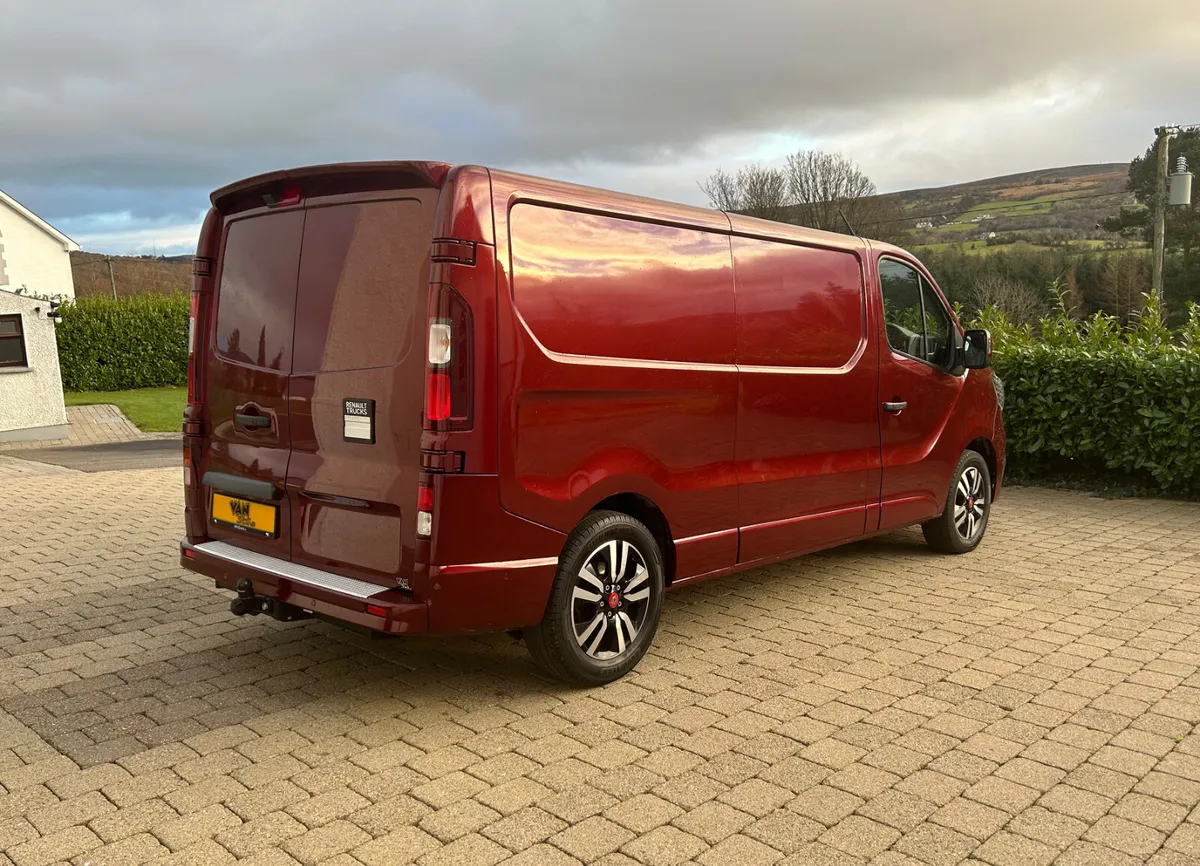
[{"left": 570, "top": 539, "right": 651, "bottom": 660}]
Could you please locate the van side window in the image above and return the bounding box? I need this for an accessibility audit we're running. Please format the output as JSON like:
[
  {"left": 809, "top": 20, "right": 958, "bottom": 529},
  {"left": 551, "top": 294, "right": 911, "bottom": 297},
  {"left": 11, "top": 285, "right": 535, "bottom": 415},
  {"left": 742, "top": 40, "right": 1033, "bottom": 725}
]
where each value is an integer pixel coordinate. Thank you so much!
[
  {"left": 920, "top": 277, "right": 953, "bottom": 368},
  {"left": 879, "top": 259, "right": 925, "bottom": 359},
  {"left": 880, "top": 258, "right": 955, "bottom": 369},
  {"left": 732, "top": 237, "right": 864, "bottom": 368}
]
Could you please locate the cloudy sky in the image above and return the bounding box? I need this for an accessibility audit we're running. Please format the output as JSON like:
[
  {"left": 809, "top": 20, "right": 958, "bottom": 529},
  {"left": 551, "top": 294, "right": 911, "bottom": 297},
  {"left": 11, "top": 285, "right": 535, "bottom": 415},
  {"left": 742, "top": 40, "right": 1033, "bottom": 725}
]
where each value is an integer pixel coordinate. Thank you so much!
[{"left": 3, "top": 0, "right": 1198, "bottom": 255}]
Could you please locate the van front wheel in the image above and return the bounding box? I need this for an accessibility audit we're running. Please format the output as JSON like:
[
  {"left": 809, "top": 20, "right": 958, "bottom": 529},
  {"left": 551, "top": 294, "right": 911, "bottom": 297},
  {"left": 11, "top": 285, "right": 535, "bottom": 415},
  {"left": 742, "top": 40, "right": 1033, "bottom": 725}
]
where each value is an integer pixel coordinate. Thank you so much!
[
  {"left": 923, "top": 450, "right": 992, "bottom": 554},
  {"left": 525, "top": 511, "right": 665, "bottom": 686}
]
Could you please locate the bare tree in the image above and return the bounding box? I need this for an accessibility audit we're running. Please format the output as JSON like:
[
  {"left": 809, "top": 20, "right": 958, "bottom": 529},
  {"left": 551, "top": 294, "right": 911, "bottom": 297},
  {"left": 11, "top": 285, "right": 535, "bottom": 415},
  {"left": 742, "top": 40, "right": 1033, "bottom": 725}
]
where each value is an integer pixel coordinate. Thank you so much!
[
  {"left": 699, "top": 163, "right": 789, "bottom": 222},
  {"left": 785, "top": 150, "right": 878, "bottom": 233},
  {"left": 968, "top": 275, "right": 1050, "bottom": 326},
  {"left": 701, "top": 150, "right": 905, "bottom": 243}
]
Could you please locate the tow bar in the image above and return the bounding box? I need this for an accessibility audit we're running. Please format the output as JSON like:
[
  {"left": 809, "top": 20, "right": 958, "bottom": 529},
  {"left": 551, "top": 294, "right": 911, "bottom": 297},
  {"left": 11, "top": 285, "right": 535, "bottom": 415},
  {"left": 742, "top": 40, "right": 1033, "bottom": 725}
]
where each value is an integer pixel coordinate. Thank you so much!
[{"left": 229, "top": 578, "right": 311, "bottom": 622}]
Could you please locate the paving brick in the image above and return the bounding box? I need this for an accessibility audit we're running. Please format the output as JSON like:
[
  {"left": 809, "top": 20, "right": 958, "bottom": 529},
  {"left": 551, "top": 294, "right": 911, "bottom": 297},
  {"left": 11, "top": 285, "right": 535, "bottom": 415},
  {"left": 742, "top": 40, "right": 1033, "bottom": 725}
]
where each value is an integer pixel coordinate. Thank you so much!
[
  {"left": 1084, "top": 814, "right": 1167, "bottom": 858},
  {"left": 481, "top": 806, "right": 566, "bottom": 851},
  {"left": 8, "top": 824, "right": 101, "bottom": 866},
  {"left": 26, "top": 789, "right": 115, "bottom": 835},
  {"left": 88, "top": 797, "right": 178, "bottom": 843},
  {"left": 894, "top": 822, "right": 978, "bottom": 866},
  {"left": 214, "top": 810, "right": 307, "bottom": 858},
  {"left": 1164, "top": 822, "right": 1200, "bottom": 857},
  {"left": 281, "top": 819, "right": 371, "bottom": 865},
  {"left": 618, "top": 825, "right": 708, "bottom": 866},
  {"left": 972, "top": 829, "right": 1058, "bottom": 866},
  {"left": 551, "top": 815, "right": 636, "bottom": 861},
  {"left": 82, "top": 831, "right": 170, "bottom": 865},
  {"left": 963, "top": 775, "right": 1040, "bottom": 812},
  {"left": 152, "top": 803, "right": 244, "bottom": 851},
  {"left": 414, "top": 832, "right": 508, "bottom": 866},
  {"left": 818, "top": 814, "right": 899, "bottom": 858},
  {"left": 353, "top": 826, "right": 440, "bottom": 865},
  {"left": 717, "top": 778, "right": 791, "bottom": 817},
  {"left": 503, "top": 844, "right": 584, "bottom": 865},
  {"left": 788, "top": 784, "right": 862, "bottom": 826}
]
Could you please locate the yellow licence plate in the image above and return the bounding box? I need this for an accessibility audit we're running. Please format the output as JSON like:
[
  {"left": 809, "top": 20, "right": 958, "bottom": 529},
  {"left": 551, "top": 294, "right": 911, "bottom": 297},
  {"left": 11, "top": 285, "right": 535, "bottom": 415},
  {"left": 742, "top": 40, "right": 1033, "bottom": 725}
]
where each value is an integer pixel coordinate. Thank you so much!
[{"left": 211, "top": 493, "right": 278, "bottom": 537}]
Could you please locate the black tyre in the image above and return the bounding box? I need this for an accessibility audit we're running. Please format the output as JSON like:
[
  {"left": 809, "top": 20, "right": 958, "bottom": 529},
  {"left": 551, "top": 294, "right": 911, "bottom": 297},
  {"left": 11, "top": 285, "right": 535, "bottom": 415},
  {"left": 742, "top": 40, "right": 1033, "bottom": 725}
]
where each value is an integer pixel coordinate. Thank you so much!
[
  {"left": 922, "top": 450, "right": 992, "bottom": 554},
  {"left": 525, "top": 511, "right": 665, "bottom": 686}
]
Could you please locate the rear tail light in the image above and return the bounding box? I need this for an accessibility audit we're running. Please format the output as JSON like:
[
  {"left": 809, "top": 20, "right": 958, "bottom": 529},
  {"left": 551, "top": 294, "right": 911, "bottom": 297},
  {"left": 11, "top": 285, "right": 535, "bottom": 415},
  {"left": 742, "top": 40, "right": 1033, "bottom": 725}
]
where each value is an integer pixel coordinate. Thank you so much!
[
  {"left": 183, "top": 445, "right": 193, "bottom": 489},
  {"left": 417, "top": 484, "right": 433, "bottom": 538},
  {"left": 425, "top": 371, "right": 451, "bottom": 422},
  {"left": 423, "top": 287, "right": 473, "bottom": 430},
  {"left": 187, "top": 291, "right": 201, "bottom": 403}
]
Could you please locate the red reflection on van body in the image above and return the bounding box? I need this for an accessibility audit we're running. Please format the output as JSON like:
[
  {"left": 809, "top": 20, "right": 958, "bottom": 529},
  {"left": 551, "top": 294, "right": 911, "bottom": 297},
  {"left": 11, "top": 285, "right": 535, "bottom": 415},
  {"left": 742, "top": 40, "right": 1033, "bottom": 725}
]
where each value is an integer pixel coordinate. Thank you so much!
[{"left": 180, "top": 161, "right": 1004, "bottom": 684}]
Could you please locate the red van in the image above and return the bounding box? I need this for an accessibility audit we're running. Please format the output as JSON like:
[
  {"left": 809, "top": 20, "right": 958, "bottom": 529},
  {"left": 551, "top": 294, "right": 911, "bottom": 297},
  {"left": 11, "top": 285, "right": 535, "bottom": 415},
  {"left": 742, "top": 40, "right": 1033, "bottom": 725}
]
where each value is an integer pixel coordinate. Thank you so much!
[{"left": 180, "top": 161, "right": 1004, "bottom": 685}]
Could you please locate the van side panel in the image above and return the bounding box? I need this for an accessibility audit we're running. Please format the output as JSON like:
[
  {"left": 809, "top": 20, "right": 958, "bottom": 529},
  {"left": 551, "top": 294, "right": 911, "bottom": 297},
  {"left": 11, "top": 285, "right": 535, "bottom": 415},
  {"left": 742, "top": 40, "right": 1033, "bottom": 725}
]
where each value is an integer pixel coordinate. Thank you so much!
[
  {"left": 493, "top": 178, "right": 740, "bottom": 580},
  {"left": 732, "top": 236, "right": 880, "bottom": 565}
]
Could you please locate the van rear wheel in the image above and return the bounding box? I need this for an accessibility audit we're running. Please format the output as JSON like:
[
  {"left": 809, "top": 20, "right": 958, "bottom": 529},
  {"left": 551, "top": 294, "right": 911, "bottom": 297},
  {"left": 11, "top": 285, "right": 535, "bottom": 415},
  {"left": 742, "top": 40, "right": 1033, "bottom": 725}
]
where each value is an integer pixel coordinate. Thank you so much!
[
  {"left": 922, "top": 450, "right": 992, "bottom": 554},
  {"left": 525, "top": 511, "right": 664, "bottom": 686}
]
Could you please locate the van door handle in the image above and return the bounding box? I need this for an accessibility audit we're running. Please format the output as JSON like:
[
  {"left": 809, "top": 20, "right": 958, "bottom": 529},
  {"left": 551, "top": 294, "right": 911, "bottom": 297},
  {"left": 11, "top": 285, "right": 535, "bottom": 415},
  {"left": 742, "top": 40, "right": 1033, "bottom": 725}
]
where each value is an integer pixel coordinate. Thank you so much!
[
  {"left": 883, "top": 401, "right": 908, "bottom": 413},
  {"left": 235, "top": 413, "right": 272, "bottom": 429}
]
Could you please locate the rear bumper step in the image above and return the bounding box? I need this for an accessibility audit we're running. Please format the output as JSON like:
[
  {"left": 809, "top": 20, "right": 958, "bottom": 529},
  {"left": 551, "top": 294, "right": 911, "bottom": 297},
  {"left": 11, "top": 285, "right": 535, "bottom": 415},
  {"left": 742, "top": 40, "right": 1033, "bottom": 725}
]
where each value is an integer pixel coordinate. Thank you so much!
[
  {"left": 195, "top": 540, "right": 387, "bottom": 599},
  {"left": 181, "top": 539, "right": 428, "bottom": 635}
]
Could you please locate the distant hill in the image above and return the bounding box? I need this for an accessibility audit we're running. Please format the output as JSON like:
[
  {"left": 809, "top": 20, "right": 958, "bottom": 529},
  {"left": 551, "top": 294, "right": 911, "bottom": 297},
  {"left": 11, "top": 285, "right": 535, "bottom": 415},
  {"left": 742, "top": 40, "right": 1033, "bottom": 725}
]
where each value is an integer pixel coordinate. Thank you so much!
[
  {"left": 71, "top": 252, "right": 192, "bottom": 298},
  {"left": 69, "top": 163, "right": 1141, "bottom": 296},
  {"left": 897, "top": 163, "right": 1138, "bottom": 251}
]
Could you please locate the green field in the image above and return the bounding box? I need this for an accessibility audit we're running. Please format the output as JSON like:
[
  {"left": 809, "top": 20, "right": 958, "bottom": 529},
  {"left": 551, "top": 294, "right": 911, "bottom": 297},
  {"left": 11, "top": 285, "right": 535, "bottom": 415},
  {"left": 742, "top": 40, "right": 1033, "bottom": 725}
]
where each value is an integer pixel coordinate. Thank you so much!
[
  {"left": 65, "top": 387, "right": 185, "bottom": 433},
  {"left": 911, "top": 240, "right": 1147, "bottom": 257}
]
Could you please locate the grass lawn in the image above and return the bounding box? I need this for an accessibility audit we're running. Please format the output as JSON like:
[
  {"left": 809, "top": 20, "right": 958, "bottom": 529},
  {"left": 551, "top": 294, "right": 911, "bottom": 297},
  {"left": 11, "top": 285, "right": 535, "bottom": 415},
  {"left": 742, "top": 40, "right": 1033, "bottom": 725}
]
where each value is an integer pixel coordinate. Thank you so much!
[{"left": 64, "top": 387, "right": 186, "bottom": 433}]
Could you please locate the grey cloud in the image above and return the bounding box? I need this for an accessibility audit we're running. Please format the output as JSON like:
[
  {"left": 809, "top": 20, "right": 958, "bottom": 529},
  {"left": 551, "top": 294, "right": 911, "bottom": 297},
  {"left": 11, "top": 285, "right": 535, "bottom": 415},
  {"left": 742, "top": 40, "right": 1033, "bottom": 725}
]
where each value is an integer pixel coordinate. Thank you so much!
[{"left": 2, "top": 0, "right": 1198, "bottom": 250}]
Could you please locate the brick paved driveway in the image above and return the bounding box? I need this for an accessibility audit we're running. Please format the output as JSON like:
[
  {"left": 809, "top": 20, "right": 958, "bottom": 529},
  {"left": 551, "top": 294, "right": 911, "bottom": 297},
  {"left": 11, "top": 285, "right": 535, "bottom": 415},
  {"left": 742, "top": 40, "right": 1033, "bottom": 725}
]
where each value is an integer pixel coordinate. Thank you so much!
[{"left": 2, "top": 463, "right": 1199, "bottom": 866}]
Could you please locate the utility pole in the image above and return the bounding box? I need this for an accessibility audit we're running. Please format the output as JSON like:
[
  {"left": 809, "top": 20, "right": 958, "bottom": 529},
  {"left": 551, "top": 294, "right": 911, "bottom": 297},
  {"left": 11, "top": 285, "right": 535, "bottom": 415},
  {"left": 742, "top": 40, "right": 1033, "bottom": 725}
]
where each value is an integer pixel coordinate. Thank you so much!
[
  {"left": 105, "top": 256, "right": 117, "bottom": 300},
  {"left": 1151, "top": 127, "right": 1175, "bottom": 304},
  {"left": 1151, "top": 123, "right": 1200, "bottom": 304}
]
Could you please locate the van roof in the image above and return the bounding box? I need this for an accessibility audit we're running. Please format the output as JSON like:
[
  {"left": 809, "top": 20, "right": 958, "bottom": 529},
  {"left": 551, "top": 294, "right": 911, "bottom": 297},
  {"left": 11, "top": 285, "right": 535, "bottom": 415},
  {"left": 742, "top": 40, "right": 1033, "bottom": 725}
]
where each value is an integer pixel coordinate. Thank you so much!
[{"left": 210, "top": 160, "right": 894, "bottom": 253}]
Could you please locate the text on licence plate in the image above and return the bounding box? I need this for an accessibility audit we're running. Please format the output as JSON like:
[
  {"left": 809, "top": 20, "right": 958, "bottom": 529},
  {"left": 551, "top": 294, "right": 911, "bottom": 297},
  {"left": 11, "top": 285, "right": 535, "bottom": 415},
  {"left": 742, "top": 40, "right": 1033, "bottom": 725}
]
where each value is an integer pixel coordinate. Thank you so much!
[{"left": 211, "top": 493, "right": 277, "bottom": 537}]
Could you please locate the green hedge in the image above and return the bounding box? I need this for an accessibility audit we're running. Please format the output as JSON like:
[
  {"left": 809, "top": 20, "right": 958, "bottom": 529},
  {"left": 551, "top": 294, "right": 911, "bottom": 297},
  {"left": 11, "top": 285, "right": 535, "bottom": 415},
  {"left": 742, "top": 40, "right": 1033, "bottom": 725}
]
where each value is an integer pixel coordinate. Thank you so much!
[
  {"left": 976, "top": 294, "right": 1200, "bottom": 494},
  {"left": 57, "top": 293, "right": 190, "bottom": 391}
]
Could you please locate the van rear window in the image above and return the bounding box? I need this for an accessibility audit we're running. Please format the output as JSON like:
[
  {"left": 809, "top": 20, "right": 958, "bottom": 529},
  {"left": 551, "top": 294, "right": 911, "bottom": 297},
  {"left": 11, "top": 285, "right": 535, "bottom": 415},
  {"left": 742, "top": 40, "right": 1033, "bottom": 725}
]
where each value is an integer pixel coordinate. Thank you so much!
[
  {"left": 215, "top": 211, "right": 304, "bottom": 371},
  {"left": 292, "top": 196, "right": 435, "bottom": 374}
]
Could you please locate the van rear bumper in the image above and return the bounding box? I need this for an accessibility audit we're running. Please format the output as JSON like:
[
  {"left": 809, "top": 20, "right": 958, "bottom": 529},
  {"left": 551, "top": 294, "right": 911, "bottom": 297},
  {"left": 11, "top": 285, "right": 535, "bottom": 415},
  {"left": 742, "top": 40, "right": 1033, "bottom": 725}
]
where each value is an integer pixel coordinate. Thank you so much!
[{"left": 180, "top": 539, "right": 429, "bottom": 635}]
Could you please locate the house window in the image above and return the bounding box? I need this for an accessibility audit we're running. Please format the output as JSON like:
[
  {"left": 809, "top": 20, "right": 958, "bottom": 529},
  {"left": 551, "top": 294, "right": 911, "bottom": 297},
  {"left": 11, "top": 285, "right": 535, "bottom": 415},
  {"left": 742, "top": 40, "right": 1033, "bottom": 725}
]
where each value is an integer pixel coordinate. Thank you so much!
[{"left": 0, "top": 314, "right": 27, "bottom": 368}]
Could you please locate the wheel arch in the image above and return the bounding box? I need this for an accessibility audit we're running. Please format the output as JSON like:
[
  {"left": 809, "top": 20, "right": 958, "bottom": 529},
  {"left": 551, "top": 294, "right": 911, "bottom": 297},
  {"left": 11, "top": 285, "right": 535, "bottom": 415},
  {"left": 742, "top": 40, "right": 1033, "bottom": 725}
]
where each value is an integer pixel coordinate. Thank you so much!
[
  {"left": 966, "top": 437, "right": 998, "bottom": 499},
  {"left": 589, "top": 492, "right": 676, "bottom": 585}
]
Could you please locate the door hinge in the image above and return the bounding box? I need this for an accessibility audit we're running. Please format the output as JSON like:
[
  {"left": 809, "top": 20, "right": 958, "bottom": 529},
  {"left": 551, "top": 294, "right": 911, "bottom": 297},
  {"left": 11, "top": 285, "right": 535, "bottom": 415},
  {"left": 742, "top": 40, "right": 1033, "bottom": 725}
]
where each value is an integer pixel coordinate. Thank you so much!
[
  {"left": 420, "top": 450, "right": 465, "bottom": 473},
  {"left": 431, "top": 239, "right": 477, "bottom": 266}
]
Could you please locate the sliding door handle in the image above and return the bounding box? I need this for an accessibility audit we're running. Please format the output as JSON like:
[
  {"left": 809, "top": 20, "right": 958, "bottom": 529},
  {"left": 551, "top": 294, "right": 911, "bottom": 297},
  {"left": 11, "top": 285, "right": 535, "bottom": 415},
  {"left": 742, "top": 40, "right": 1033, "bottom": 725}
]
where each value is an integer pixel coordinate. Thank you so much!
[{"left": 882, "top": 401, "right": 908, "bottom": 413}]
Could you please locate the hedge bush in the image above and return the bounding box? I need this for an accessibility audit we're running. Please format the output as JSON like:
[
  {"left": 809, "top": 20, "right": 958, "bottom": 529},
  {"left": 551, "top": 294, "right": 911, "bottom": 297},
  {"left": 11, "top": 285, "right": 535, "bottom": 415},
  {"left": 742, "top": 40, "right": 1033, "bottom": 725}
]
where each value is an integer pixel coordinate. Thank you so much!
[
  {"left": 975, "top": 292, "right": 1200, "bottom": 494},
  {"left": 57, "top": 292, "right": 189, "bottom": 391}
]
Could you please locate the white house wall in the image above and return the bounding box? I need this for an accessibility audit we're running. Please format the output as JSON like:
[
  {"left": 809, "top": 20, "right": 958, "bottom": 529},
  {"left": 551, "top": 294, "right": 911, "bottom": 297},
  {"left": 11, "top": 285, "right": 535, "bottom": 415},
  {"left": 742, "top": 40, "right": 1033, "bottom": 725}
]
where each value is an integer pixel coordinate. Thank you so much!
[
  {"left": 0, "top": 290, "right": 69, "bottom": 440},
  {"left": 0, "top": 199, "right": 77, "bottom": 300}
]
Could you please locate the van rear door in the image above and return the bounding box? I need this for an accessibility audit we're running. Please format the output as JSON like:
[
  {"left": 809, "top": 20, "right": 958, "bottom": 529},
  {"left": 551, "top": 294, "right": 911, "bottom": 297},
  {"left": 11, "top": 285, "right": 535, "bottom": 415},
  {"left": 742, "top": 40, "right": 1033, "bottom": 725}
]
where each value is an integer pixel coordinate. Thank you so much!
[
  {"left": 203, "top": 209, "right": 304, "bottom": 559},
  {"left": 285, "top": 192, "right": 438, "bottom": 590}
]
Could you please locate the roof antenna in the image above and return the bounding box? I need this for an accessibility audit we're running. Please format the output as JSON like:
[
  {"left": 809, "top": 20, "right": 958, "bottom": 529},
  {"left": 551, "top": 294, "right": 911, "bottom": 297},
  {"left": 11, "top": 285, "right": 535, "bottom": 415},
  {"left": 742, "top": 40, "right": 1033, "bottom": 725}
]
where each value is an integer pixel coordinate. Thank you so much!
[{"left": 838, "top": 207, "right": 858, "bottom": 236}]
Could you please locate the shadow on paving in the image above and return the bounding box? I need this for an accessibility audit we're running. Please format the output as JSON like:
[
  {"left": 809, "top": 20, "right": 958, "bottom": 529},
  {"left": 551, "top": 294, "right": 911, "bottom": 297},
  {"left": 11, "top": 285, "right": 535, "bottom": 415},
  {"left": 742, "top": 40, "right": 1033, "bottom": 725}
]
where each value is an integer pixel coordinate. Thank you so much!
[{"left": 10, "top": 439, "right": 181, "bottom": 472}]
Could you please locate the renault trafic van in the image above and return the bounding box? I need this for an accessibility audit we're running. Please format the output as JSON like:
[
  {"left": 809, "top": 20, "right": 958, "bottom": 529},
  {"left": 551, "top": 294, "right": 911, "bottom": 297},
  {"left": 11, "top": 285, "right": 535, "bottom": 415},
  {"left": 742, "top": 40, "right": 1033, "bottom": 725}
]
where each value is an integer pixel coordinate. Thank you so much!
[{"left": 180, "top": 161, "right": 1005, "bottom": 685}]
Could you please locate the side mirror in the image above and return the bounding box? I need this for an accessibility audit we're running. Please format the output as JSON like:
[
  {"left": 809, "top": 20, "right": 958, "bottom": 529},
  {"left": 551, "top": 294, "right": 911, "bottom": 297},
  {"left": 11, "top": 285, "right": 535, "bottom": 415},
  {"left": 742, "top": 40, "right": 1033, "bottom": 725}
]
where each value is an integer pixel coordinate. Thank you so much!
[{"left": 962, "top": 329, "right": 991, "bottom": 369}]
